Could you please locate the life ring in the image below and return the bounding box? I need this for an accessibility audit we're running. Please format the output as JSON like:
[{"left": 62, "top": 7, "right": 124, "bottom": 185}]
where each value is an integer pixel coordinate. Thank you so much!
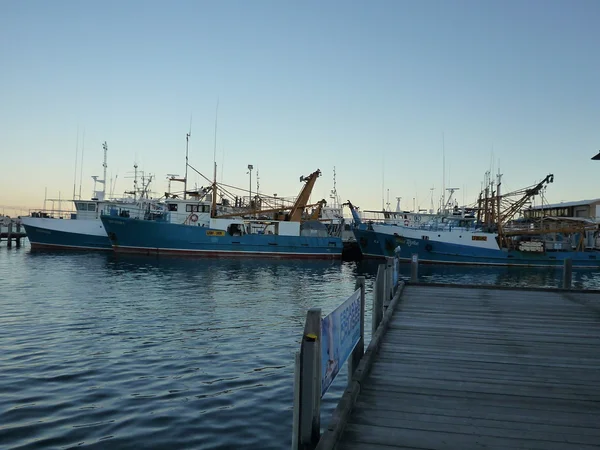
[
  {"left": 425, "top": 243, "right": 433, "bottom": 252},
  {"left": 190, "top": 214, "right": 199, "bottom": 223},
  {"left": 403, "top": 219, "right": 409, "bottom": 226}
]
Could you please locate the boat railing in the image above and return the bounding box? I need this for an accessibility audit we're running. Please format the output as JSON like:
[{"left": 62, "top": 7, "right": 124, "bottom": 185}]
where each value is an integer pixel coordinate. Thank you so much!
[{"left": 27, "top": 209, "right": 75, "bottom": 220}]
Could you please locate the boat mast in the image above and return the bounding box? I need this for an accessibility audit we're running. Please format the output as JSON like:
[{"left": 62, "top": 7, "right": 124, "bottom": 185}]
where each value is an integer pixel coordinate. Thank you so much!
[
  {"left": 211, "top": 101, "right": 219, "bottom": 217},
  {"left": 72, "top": 127, "right": 79, "bottom": 201},
  {"left": 330, "top": 166, "right": 340, "bottom": 209},
  {"left": 442, "top": 132, "right": 446, "bottom": 214},
  {"left": 184, "top": 131, "right": 190, "bottom": 200},
  {"left": 78, "top": 128, "right": 85, "bottom": 200},
  {"left": 496, "top": 169, "right": 503, "bottom": 247},
  {"left": 102, "top": 141, "right": 108, "bottom": 200}
]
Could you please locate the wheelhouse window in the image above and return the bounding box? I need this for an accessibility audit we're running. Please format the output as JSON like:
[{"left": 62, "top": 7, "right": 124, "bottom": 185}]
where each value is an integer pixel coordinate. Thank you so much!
[
  {"left": 186, "top": 204, "right": 206, "bottom": 212},
  {"left": 168, "top": 204, "right": 178, "bottom": 212}
]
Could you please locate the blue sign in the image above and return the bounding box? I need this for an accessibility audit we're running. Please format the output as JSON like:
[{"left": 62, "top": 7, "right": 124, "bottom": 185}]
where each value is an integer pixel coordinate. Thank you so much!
[{"left": 321, "top": 289, "right": 361, "bottom": 396}]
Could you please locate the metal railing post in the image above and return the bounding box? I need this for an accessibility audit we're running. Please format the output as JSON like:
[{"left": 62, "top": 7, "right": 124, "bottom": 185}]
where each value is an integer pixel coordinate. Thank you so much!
[
  {"left": 348, "top": 277, "right": 365, "bottom": 386},
  {"left": 298, "top": 308, "right": 322, "bottom": 449}
]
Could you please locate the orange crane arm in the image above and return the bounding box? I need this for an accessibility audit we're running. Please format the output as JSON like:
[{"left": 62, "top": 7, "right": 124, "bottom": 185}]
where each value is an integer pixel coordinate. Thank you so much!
[{"left": 288, "top": 169, "right": 321, "bottom": 222}]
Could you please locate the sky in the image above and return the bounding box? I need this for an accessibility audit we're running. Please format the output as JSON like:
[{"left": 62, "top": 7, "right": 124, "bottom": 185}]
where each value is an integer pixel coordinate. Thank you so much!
[{"left": 1, "top": 0, "right": 599, "bottom": 217}]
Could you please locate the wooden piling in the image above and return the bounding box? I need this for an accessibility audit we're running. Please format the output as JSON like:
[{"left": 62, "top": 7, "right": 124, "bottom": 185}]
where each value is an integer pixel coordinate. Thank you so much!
[
  {"left": 299, "top": 308, "right": 321, "bottom": 449},
  {"left": 7, "top": 222, "right": 12, "bottom": 248},
  {"left": 15, "top": 222, "right": 21, "bottom": 247},
  {"left": 385, "top": 257, "right": 394, "bottom": 308},
  {"left": 410, "top": 253, "right": 419, "bottom": 282},
  {"left": 291, "top": 351, "right": 301, "bottom": 450},
  {"left": 372, "top": 264, "right": 385, "bottom": 335},
  {"left": 563, "top": 257, "right": 572, "bottom": 289}
]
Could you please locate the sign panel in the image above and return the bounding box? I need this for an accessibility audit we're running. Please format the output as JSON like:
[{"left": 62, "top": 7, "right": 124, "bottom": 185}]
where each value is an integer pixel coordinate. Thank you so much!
[
  {"left": 321, "top": 288, "right": 361, "bottom": 396},
  {"left": 206, "top": 230, "right": 225, "bottom": 236}
]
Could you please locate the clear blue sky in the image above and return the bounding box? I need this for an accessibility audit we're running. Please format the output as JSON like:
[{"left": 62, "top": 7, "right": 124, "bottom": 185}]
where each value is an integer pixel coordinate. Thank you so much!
[{"left": 1, "top": 0, "right": 599, "bottom": 216}]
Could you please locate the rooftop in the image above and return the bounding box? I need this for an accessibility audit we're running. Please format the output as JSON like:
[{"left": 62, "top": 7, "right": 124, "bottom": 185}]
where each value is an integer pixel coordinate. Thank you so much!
[{"left": 527, "top": 198, "right": 600, "bottom": 210}]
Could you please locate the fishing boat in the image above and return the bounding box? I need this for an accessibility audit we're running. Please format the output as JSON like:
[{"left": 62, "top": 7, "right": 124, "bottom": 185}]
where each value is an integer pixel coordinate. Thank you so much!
[
  {"left": 349, "top": 174, "right": 600, "bottom": 267},
  {"left": 100, "top": 169, "right": 343, "bottom": 259},
  {"left": 21, "top": 142, "right": 157, "bottom": 250}
]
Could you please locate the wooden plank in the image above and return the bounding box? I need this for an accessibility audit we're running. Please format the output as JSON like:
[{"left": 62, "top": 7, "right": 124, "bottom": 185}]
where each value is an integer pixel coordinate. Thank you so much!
[
  {"left": 347, "top": 412, "right": 600, "bottom": 445},
  {"left": 355, "top": 389, "right": 600, "bottom": 416},
  {"left": 352, "top": 399, "right": 600, "bottom": 431},
  {"left": 339, "top": 443, "right": 419, "bottom": 450},
  {"left": 363, "top": 374, "right": 600, "bottom": 401},
  {"left": 375, "top": 350, "right": 600, "bottom": 369},
  {"left": 368, "top": 362, "right": 600, "bottom": 385},
  {"left": 338, "top": 423, "right": 600, "bottom": 450},
  {"left": 378, "top": 347, "right": 600, "bottom": 362}
]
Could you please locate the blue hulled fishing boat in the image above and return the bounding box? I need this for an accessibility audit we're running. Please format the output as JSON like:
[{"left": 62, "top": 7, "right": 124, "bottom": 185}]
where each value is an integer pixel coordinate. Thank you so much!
[
  {"left": 101, "top": 169, "right": 343, "bottom": 259},
  {"left": 347, "top": 174, "right": 600, "bottom": 267}
]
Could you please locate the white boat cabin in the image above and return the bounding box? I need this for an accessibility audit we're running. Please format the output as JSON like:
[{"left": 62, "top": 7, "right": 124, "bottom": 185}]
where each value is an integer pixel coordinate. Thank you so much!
[
  {"left": 74, "top": 200, "right": 102, "bottom": 220},
  {"left": 161, "top": 198, "right": 332, "bottom": 237}
]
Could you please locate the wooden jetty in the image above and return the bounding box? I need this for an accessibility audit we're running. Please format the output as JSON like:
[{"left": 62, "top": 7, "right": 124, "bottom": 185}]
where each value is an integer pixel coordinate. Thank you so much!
[
  {"left": 0, "top": 220, "right": 27, "bottom": 248},
  {"left": 293, "top": 257, "right": 600, "bottom": 450}
]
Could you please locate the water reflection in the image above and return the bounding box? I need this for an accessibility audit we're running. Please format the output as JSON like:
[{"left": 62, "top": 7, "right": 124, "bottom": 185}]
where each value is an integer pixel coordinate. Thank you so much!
[{"left": 400, "top": 262, "right": 600, "bottom": 290}]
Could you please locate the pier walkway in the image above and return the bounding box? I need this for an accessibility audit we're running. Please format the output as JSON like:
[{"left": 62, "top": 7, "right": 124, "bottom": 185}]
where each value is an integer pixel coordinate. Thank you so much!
[{"left": 310, "top": 282, "right": 600, "bottom": 450}]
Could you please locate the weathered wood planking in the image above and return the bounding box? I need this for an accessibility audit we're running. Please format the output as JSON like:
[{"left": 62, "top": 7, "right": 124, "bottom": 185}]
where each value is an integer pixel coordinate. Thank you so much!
[{"left": 331, "top": 284, "right": 600, "bottom": 450}]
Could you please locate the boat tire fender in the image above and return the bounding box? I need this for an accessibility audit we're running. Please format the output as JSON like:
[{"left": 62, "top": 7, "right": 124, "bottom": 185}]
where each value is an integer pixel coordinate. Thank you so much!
[{"left": 190, "top": 214, "right": 199, "bottom": 223}]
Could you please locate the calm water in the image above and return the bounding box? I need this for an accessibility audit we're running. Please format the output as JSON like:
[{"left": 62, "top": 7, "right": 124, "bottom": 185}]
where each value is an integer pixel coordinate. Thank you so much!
[{"left": 1, "top": 241, "right": 599, "bottom": 449}]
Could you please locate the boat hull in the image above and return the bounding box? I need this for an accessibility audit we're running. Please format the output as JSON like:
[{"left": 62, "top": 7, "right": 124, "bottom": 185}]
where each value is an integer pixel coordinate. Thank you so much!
[
  {"left": 101, "top": 216, "right": 343, "bottom": 259},
  {"left": 354, "top": 228, "right": 600, "bottom": 267},
  {"left": 20, "top": 217, "right": 111, "bottom": 250}
]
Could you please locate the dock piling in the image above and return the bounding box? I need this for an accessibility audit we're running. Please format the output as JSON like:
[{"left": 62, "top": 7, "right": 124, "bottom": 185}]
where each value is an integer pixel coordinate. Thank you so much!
[
  {"left": 15, "top": 222, "right": 21, "bottom": 247},
  {"left": 7, "top": 222, "right": 12, "bottom": 248},
  {"left": 410, "top": 253, "right": 419, "bottom": 282},
  {"left": 563, "top": 258, "right": 573, "bottom": 289},
  {"left": 298, "top": 308, "right": 321, "bottom": 449},
  {"left": 384, "top": 257, "right": 394, "bottom": 307},
  {"left": 291, "top": 351, "right": 301, "bottom": 450},
  {"left": 372, "top": 264, "right": 385, "bottom": 335}
]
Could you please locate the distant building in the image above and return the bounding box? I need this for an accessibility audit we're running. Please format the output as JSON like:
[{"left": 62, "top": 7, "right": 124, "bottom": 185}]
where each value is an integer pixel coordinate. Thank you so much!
[{"left": 524, "top": 199, "right": 600, "bottom": 220}]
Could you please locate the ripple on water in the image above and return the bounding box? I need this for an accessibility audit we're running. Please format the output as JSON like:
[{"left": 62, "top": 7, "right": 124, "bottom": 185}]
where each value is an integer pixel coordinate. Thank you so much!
[{"left": 1, "top": 247, "right": 599, "bottom": 449}]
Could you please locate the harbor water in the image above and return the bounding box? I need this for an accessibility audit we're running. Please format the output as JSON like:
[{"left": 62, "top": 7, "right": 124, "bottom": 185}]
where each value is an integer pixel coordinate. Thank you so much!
[{"left": 2, "top": 242, "right": 599, "bottom": 449}]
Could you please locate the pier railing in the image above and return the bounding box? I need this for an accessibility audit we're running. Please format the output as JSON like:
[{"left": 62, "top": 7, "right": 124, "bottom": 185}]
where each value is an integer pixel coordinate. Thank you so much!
[
  {"left": 28, "top": 209, "right": 75, "bottom": 220},
  {"left": 292, "top": 256, "right": 400, "bottom": 450}
]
